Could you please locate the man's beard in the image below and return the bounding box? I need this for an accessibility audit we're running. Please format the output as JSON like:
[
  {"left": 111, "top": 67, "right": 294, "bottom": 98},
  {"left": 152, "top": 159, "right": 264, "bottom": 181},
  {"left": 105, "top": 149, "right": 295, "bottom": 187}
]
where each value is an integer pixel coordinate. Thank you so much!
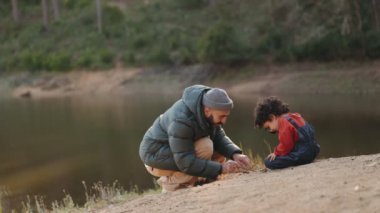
[{"left": 207, "top": 115, "right": 223, "bottom": 126}]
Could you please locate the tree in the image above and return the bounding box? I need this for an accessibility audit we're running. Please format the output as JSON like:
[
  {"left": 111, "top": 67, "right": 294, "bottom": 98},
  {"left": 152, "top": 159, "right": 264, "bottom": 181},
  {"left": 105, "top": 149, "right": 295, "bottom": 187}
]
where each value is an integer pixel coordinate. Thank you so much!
[
  {"left": 372, "top": 0, "right": 379, "bottom": 30},
  {"left": 41, "top": 0, "right": 49, "bottom": 30},
  {"left": 11, "top": 0, "right": 19, "bottom": 22},
  {"left": 51, "top": 0, "right": 60, "bottom": 21},
  {"left": 96, "top": 0, "right": 102, "bottom": 33}
]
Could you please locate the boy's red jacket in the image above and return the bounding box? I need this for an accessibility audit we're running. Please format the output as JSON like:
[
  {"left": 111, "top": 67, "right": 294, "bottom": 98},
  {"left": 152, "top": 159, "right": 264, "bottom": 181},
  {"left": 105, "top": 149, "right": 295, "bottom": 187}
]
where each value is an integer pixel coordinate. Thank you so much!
[{"left": 274, "top": 113, "right": 306, "bottom": 156}]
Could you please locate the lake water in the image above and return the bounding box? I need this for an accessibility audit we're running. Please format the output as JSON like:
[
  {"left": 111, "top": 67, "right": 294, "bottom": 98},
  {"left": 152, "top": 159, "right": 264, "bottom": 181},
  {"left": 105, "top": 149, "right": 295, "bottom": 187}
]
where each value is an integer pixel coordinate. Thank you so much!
[{"left": 1, "top": 93, "right": 380, "bottom": 210}]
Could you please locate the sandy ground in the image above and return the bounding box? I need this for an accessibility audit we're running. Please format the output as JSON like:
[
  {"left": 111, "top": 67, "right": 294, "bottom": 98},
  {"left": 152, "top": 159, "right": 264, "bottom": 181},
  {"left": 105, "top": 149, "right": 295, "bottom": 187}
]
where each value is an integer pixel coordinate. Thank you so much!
[{"left": 94, "top": 153, "right": 380, "bottom": 213}]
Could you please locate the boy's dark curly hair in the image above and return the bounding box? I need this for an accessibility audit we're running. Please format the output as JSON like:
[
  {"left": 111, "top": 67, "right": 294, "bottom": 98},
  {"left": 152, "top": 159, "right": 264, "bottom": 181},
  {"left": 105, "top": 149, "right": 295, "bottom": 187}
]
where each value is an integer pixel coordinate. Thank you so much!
[{"left": 254, "top": 96, "right": 290, "bottom": 128}]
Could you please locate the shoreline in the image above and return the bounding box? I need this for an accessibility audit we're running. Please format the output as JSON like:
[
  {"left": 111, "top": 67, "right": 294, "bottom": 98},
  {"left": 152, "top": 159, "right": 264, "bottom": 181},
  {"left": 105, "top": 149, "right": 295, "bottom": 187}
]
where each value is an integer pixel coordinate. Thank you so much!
[
  {"left": 95, "top": 153, "right": 380, "bottom": 213},
  {"left": 1, "top": 62, "right": 380, "bottom": 99}
]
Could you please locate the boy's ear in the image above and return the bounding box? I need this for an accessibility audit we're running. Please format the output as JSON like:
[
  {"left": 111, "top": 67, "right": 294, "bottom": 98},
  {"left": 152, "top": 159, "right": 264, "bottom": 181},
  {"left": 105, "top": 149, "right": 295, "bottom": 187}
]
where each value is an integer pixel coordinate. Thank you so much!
[{"left": 269, "top": 114, "right": 276, "bottom": 121}]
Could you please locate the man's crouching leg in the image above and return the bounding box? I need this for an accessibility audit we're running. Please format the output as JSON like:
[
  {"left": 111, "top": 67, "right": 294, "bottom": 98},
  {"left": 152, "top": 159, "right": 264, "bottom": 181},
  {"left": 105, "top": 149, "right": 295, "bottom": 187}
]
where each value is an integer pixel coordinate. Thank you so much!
[{"left": 145, "top": 137, "right": 218, "bottom": 192}]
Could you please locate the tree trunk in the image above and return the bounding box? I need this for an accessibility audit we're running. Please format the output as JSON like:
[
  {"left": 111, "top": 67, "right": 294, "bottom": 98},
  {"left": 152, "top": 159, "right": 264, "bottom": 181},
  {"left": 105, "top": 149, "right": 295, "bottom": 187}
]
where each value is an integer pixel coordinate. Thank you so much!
[
  {"left": 51, "top": 0, "right": 60, "bottom": 21},
  {"left": 96, "top": 0, "right": 102, "bottom": 33},
  {"left": 269, "top": 0, "right": 275, "bottom": 28},
  {"left": 341, "top": 0, "right": 351, "bottom": 35},
  {"left": 372, "top": 0, "right": 379, "bottom": 30},
  {"left": 11, "top": 0, "right": 19, "bottom": 23},
  {"left": 41, "top": 0, "right": 49, "bottom": 30},
  {"left": 353, "top": 0, "right": 362, "bottom": 33},
  {"left": 352, "top": 0, "right": 366, "bottom": 57}
]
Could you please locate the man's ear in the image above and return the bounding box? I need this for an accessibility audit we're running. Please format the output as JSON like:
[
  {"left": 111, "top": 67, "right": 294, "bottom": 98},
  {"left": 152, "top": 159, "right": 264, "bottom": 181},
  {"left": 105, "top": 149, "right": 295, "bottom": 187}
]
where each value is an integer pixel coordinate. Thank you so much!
[{"left": 204, "top": 106, "right": 211, "bottom": 116}]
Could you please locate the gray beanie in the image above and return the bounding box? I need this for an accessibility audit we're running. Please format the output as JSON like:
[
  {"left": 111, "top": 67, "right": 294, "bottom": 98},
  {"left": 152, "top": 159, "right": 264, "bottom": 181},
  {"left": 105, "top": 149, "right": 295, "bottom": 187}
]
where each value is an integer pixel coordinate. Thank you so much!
[{"left": 202, "top": 88, "right": 233, "bottom": 110}]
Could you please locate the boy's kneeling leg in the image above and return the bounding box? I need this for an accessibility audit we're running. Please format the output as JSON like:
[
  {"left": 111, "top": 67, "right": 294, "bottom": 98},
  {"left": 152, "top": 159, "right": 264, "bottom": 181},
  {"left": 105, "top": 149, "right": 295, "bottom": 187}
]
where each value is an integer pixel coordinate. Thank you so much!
[{"left": 265, "top": 155, "right": 296, "bottom": 169}]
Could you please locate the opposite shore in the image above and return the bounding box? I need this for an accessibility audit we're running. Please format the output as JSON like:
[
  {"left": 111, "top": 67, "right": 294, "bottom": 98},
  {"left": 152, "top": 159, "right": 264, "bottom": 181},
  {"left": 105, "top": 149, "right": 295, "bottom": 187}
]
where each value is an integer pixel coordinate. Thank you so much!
[{"left": 1, "top": 61, "right": 380, "bottom": 99}]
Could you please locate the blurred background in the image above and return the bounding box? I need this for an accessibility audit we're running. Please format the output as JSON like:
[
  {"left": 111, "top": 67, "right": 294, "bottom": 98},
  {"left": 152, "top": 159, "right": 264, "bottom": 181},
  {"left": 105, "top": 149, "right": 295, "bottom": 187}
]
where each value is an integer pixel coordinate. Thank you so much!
[{"left": 1, "top": 0, "right": 380, "bottom": 212}]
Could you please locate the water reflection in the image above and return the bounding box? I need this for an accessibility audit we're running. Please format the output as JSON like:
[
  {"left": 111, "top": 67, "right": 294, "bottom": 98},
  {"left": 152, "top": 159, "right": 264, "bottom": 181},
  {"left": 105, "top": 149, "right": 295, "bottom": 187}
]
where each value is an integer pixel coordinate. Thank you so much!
[{"left": 0, "top": 93, "right": 379, "bottom": 210}]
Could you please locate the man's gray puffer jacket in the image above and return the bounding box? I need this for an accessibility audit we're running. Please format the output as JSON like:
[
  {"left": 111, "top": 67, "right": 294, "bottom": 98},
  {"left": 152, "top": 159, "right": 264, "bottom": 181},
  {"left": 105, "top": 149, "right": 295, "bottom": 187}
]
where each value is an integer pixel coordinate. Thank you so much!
[{"left": 139, "top": 85, "right": 242, "bottom": 179}]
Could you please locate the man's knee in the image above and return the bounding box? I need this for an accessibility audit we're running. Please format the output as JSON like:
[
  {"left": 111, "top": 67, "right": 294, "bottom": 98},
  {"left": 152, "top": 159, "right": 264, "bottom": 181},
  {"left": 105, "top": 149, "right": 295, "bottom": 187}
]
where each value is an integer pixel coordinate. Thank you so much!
[
  {"left": 194, "top": 137, "right": 213, "bottom": 160},
  {"left": 145, "top": 165, "right": 175, "bottom": 177}
]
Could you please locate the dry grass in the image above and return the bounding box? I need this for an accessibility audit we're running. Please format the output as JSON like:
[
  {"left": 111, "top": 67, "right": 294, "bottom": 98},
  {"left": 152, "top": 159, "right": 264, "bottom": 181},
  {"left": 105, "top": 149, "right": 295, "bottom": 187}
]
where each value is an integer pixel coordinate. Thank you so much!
[
  {"left": 239, "top": 142, "right": 270, "bottom": 172},
  {"left": 6, "top": 180, "right": 160, "bottom": 213}
]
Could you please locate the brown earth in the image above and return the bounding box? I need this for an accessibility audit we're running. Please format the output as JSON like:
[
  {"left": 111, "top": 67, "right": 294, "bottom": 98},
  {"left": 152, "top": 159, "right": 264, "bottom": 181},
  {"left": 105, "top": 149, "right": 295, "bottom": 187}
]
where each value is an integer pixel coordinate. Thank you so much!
[
  {"left": 94, "top": 154, "right": 380, "bottom": 213},
  {"left": 6, "top": 62, "right": 380, "bottom": 99}
]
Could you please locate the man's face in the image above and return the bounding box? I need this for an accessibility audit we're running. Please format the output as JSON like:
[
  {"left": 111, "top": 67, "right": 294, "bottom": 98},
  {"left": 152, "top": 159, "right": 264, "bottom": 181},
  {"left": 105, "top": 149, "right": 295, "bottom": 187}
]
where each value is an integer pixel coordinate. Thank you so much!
[
  {"left": 204, "top": 107, "right": 230, "bottom": 126},
  {"left": 262, "top": 115, "right": 279, "bottom": 134}
]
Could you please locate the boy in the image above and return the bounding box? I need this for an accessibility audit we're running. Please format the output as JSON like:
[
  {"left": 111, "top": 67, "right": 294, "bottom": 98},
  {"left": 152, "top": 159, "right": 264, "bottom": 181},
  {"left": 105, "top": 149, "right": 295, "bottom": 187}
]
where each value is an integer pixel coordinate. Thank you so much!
[{"left": 254, "top": 96, "right": 320, "bottom": 169}]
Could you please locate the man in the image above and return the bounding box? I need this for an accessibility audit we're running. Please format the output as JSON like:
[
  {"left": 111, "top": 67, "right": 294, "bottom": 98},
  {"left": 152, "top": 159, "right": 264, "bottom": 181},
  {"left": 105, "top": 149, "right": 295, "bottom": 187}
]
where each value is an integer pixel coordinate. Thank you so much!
[{"left": 139, "top": 85, "right": 251, "bottom": 192}]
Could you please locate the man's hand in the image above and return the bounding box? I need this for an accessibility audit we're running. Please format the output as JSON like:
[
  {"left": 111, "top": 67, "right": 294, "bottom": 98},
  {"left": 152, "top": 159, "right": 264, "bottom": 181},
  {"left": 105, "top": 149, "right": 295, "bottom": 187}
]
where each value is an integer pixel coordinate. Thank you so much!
[
  {"left": 222, "top": 160, "right": 240, "bottom": 174},
  {"left": 266, "top": 153, "right": 276, "bottom": 161},
  {"left": 232, "top": 153, "right": 252, "bottom": 169}
]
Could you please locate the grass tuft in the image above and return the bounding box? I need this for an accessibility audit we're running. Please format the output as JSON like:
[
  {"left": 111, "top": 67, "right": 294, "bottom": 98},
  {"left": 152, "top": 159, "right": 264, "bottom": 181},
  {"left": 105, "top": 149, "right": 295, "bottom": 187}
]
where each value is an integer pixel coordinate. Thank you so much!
[{"left": 239, "top": 142, "right": 267, "bottom": 172}]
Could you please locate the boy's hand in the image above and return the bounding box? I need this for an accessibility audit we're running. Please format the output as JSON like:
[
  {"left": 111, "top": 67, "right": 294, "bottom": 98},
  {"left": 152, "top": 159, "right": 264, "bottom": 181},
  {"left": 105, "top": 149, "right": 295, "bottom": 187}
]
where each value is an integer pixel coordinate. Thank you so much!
[
  {"left": 266, "top": 153, "right": 276, "bottom": 161},
  {"left": 232, "top": 153, "right": 252, "bottom": 169}
]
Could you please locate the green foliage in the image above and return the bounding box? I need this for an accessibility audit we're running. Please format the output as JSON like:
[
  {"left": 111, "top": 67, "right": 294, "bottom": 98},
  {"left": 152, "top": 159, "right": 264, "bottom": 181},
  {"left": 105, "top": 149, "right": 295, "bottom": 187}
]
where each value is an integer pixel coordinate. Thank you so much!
[
  {"left": 196, "top": 22, "right": 246, "bottom": 64},
  {"left": 103, "top": 6, "right": 126, "bottom": 38},
  {"left": 256, "top": 26, "right": 294, "bottom": 62},
  {"left": 74, "top": 49, "right": 95, "bottom": 68},
  {"left": 365, "top": 31, "right": 380, "bottom": 58},
  {"left": 2, "top": 0, "right": 380, "bottom": 72},
  {"left": 168, "top": 0, "right": 208, "bottom": 10},
  {"left": 17, "top": 50, "right": 72, "bottom": 72},
  {"left": 98, "top": 49, "right": 115, "bottom": 66},
  {"left": 18, "top": 50, "right": 45, "bottom": 72},
  {"left": 45, "top": 52, "right": 72, "bottom": 71},
  {"left": 63, "top": 0, "right": 93, "bottom": 9},
  {"left": 294, "top": 32, "right": 365, "bottom": 61},
  {"left": 73, "top": 48, "right": 115, "bottom": 70},
  {"left": 145, "top": 46, "right": 171, "bottom": 64}
]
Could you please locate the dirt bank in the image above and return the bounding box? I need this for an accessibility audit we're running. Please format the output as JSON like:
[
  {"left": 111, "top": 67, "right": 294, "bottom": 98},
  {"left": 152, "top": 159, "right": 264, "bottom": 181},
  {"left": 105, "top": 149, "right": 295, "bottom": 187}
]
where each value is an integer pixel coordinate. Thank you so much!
[
  {"left": 3, "top": 62, "right": 380, "bottom": 99},
  {"left": 8, "top": 65, "right": 218, "bottom": 98},
  {"left": 95, "top": 153, "right": 380, "bottom": 213}
]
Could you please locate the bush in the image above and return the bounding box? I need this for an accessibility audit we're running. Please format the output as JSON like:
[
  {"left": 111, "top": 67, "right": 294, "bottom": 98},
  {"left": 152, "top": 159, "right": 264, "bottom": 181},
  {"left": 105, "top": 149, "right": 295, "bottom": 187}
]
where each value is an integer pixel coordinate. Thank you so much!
[
  {"left": 86, "top": 49, "right": 115, "bottom": 69},
  {"left": 171, "top": 46, "right": 195, "bottom": 65},
  {"left": 45, "top": 52, "right": 72, "bottom": 71},
  {"left": 18, "top": 50, "right": 45, "bottom": 72},
  {"left": 73, "top": 48, "right": 114, "bottom": 70},
  {"left": 365, "top": 31, "right": 380, "bottom": 58},
  {"left": 166, "top": 0, "right": 208, "bottom": 10},
  {"left": 63, "top": 0, "right": 92, "bottom": 9},
  {"left": 196, "top": 22, "right": 245, "bottom": 64},
  {"left": 145, "top": 46, "right": 171, "bottom": 64},
  {"left": 123, "top": 52, "right": 136, "bottom": 65},
  {"left": 98, "top": 49, "right": 114, "bottom": 65},
  {"left": 254, "top": 26, "right": 294, "bottom": 62},
  {"left": 74, "top": 49, "right": 95, "bottom": 68},
  {"left": 103, "top": 6, "right": 126, "bottom": 38},
  {"left": 295, "top": 31, "right": 352, "bottom": 61}
]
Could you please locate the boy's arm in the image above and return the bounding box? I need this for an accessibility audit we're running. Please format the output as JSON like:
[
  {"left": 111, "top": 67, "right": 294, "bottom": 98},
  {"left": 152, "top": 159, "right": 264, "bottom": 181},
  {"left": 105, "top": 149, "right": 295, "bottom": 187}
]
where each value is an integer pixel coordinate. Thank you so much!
[{"left": 274, "top": 122, "right": 298, "bottom": 156}]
